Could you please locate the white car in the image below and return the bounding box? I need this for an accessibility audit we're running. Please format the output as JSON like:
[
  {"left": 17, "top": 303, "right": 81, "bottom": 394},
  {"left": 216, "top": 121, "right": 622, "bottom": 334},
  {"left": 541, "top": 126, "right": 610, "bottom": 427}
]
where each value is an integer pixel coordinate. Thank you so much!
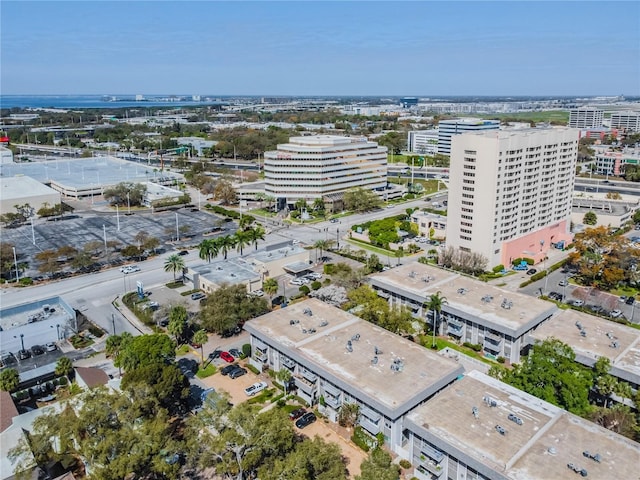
[
  {"left": 245, "top": 381, "right": 268, "bottom": 396},
  {"left": 611, "top": 309, "right": 623, "bottom": 318},
  {"left": 251, "top": 290, "right": 264, "bottom": 297},
  {"left": 120, "top": 265, "right": 140, "bottom": 274},
  {"left": 290, "top": 278, "right": 303, "bottom": 286}
]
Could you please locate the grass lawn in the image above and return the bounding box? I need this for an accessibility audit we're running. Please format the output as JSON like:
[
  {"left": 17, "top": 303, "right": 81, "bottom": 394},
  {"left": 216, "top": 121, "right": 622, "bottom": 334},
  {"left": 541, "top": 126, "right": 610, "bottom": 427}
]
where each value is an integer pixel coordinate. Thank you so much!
[
  {"left": 196, "top": 364, "right": 216, "bottom": 378},
  {"left": 345, "top": 238, "right": 401, "bottom": 258},
  {"left": 428, "top": 337, "right": 504, "bottom": 367},
  {"left": 176, "top": 344, "right": 190, "bottom": 355},
  {"left": 464, "top": 110, "right": 569, "bottom": 124},
  {"left": 248, "top": 208, "right": 276, "bottom": 218},
  {"left": 166, "top": 281, "right": 184, "bottom": 289}
]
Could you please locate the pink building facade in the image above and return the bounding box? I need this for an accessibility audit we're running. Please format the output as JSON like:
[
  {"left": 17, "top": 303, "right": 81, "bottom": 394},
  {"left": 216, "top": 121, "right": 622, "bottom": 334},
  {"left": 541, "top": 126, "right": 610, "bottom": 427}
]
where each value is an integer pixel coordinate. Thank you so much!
[{"left": 501, "top": 220, "right": 572, "bottom": 266}]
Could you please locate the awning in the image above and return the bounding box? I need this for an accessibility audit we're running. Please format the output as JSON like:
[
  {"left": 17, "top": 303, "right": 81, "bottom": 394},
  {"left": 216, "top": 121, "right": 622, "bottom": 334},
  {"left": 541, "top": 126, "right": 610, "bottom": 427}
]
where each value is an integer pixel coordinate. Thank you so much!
[
  {"left": 283, "top": 262, "right": 311, "bottom": 274},
  {"left": 360, "top": 405, "right": 381, "bottom": 422},
  {"left": 322, "top": 382, "right": 341, "bottom": 397}
]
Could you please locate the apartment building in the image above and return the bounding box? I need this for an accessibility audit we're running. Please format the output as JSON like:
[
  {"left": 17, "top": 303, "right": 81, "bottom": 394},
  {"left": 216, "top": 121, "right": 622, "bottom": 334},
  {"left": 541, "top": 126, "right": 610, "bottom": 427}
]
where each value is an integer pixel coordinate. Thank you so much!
[
  {"left": 446, "top": 128, "right": 578, "bottom": 268},
  {"left": 437, "top": 118, "right": 500, "bottom": 155},
  {"left": 595, "top": 148, "right": 640, "bottom": 176},
  {"left": 368, "top": 263, "right": 557, "bottom": 363},
  {"left": 244, "top": 299, "right": 464, "bottom": 449},
  {"left": 610, "top": 111, "right": 640, "bottom": 131},
  {"left": 264, "top": 135, "right": 387, "bottom": 209},
  {"left": 569, "top": 107, "right": 604, "bottom": 128},
  {"left": 403, "top": 370, "right": 640, "bottom": 480},
  {"left": 407, "top": 130, "right": 439, "bottom": 154}
]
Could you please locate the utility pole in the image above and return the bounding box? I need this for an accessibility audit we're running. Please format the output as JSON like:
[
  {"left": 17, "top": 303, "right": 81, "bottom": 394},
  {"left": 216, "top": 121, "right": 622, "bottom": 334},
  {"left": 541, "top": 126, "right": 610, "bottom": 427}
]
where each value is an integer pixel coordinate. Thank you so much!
[
  {"left": 12, "top": 246, "right": 19, "bottom": 282},
  {"left": 30, "top": 217, "right": 36, "bottom": 245},
  {"left": 111, "top": 314, "right": 116, "bottom": 335},
  {"left": 175, "top": 212, "right": 180, "bottom": 242},
  {"left": 116, "top": 205, "right": 120, "bottom": 231}
]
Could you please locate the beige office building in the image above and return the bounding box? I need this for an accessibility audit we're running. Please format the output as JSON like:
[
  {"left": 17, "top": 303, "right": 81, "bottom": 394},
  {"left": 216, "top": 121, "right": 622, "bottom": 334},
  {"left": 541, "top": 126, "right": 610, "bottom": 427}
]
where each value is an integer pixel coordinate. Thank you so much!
[
  {"left": 264, "top": 135, "right": 387, "bottom": 210},
  {"left": 446, "top": 128, "right": 578, "bottom": 268}
]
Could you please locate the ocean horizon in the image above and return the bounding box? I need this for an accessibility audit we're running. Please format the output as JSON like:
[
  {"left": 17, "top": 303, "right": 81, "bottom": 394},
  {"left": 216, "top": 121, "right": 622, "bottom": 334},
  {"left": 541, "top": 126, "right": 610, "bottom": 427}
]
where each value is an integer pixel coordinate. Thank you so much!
[{"left": 0, "top": 94, "right": 226, "bottom": 110}]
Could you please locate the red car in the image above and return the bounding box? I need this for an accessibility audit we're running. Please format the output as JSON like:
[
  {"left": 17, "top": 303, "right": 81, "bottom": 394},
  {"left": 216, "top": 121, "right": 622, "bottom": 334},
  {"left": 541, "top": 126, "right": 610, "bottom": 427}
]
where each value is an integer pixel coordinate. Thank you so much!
[{"left": 220, "top": 351, "right": 234, "bottom": 363}]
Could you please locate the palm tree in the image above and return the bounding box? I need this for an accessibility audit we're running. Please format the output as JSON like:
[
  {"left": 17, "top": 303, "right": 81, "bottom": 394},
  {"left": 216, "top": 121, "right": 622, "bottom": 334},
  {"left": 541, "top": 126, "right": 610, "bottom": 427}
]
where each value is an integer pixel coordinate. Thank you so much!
[
  {"left": 234, "top": 230, "right": 251, "bottom": 256},
  {"left": 198, "top": 238, "right": 220, "bottom": 263},
  {"left": 246, "top": 226, "right": 266, "bottom": 251},
  {"left": 276, "top": 368, "right": 292, "bottom": 394},
  {"left": 314, "top": 239, "right": 335, "bottom": 263},
  {"left": 426, "top": 291, "right": 448, "bottom": 348},
  {"left": 192, "top": 329, "right": 209, "bottom": 367},
  {"left": 218, "top": 235, "right": 237, "bottom": 260},
  {"left": 55, "top": 356, "right": 74, "bottom": 378},
  {"left": 263, "top": 278, "right": 279, "bottom": 308},
  {"left": 164, "top": 254, "right": 185, "bottom": 281},
  {"left": 168, "top": 305, "right": 188, "bottom": 344}
]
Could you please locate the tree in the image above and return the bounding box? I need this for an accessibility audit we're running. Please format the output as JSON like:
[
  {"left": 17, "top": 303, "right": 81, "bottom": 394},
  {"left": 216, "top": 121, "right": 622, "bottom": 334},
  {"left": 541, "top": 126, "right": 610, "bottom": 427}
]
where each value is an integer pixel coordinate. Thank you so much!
[
  {"left": 164, "top": 253, "right": 185, "bottom": 281},
  {"left": 337, "top": 403, "right": 359, "bottom": 428},
  {"left": 246, "top": 225, "right": 266, "bottom": 250},
  {"left": 276, "top": 369, "right": 292, "bottom": 394},
  {"left": 103, "top": 182, "right": 147, "bottom": 207},
  {"left": 198, "top": 237, "right": 220, "bottom": 263},
  {"left": 200, "top": 284, "right": 269, "bottom": 333},
  {"left": 118, "top": 334, "right": 176, "bottom": 372},
  {"left": 234, "top": 229, "right": 252, "bottom": 256},
  {"left": 309, "top": 285, "right": 349, "bottom": 306},
  {"left": 365, "top": 254, "right": 383, "bottom": 273},
  {"left": 489, "top": 338, "right": 592, "bottom": 416},
  {"left": 356, "top": 448, "right": 400, "bottom": 480},
  {"left": 0, "top": 368, "right": 19, "bottom": 392},
  {"left": 121, "top": 363, "right": 190, "bottom": 416},
  {"left": 193, "top": 329, "right": 209, "bottom": 367},
  {"left": 262, "top": 436, "right": 347, "bottom": 480},
  {"left": 167, "top": 305, "right": 188, "bottom": 344},
  {"left": 344, "top": 188, "right": 382, "bottom": 212},
  {"left": 55, "top": 357, "right": 73, "bottom": 377},
  {"left": 583, "top": 211, "right": 598, "bottom": 225},
  {"left": 314, "top": 239, "right": 335, "bottom": 262},
  {"left": 213, "top": 179, "right": 237, "bottom": 205},
  {"left": 426, "top": 291, "right": 447, "bottom": 348},
  {"left": 263, "top": 278, "right": 279, "bottom": 306},
  {"left": 218, "top": 235, "right": 237, "bottom": 260}
]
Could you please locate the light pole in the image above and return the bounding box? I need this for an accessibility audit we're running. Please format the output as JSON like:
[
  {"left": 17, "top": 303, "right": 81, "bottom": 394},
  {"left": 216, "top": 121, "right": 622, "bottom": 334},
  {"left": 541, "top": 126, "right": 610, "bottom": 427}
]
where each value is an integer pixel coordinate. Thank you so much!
[
  {"left": 116, "top": 204, "right": 120, "bottom": 231},
  {"left": 18, "top": 333, "right": 25, "bottom": 351},
  {"left": 12, "top": 246, "right": 19, "bottom": 283},
  {"left": 175, "top": 212, "right": 180, "bottom": 242},
  {"left": 111, "top": 314, "right": 116, "bottom": 335},
  {"left": 30, "top": 216, "right": 36, "bottom": 245},
  {"left": 127, "top": 192, "right": 131, "bottom": 214},
  {"left": 336, "top": 228, "right": 340, "bottom": 249}
]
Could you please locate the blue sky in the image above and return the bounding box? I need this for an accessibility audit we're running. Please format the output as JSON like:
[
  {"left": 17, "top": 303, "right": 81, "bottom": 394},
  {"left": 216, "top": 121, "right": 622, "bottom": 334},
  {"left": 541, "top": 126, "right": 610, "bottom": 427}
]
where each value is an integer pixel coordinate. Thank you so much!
[{"left": 1, "top": 1, "right": 638, "bottom": 96}]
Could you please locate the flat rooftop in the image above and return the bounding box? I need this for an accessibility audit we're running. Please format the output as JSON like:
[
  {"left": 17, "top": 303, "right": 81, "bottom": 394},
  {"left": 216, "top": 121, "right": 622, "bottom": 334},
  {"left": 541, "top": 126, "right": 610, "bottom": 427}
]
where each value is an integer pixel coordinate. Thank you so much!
[
  {"left": 0, "top": 175, "right": 59, "bottom": 201},
  {"left": 0, "top": 156, "right": 178, "bottom": 190},
  {"left": 192, "top": 259, "right": 260, "bottom": 286},
  {"left": 529, "top": 309, "right": 640, "bottom": 384},
  {"left": 369, "top": 263, "right": 557, "bottom": 335},
  {"left": 245, "top": 244, "right": 307, "bottom": 264},
  {"left": 406, "top": 370, "right": 640, "bottom": 480},
  {"left": 245, "top": 298, "right": 463, "bottom": 416}
]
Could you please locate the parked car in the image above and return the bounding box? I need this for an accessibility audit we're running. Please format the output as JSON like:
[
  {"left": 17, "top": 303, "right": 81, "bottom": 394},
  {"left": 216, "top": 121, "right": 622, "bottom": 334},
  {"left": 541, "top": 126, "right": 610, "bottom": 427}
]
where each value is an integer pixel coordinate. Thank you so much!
[
  {"left": 250, "top": 290, "right": 264, "bottom": 297},
  {"left": 619, "top": 296, "right": 628, "bottom": 303},
  {"left": 229, "top": 367, "right": 247, "bottom": 379},
  {"left": 220, "top": 364, "right": 239, "bottom": 376},
  {"left": 295, "top": 412, "right": 317, "bottom": 429},
  {"left": 611, "top": 309, "right": 623, "bottom": 318},
  {"left": 245, "top": 381, "right": 268, "bottom": 396},
  {"left": 30, "top": 345, "right": 45, "bottom": 356},
  {"left": 289, "top": 408, "right": 306, "bottom": 421},
  {"left": 18, "top": 349, "right": 31, "bottom": 360},
  {"left": 221, "top": 325, "right": 242, "bottom": 338},
  {"left": 178, "top": 250, "right": 189, "bottom": 256},
  {"left": 45, "top": 342, "right": 57, "bottom": 352},
  {"left": 209, "top": 349, "right": 222, "bottom": 360},
  {"left": 220, "top": 351, "right": 235, "bottom": 363},
  {"left": 330, "top": 218, "right": 339, "bottom": 223},
  {"left": 229, "top": 348, "right": 242, "bottom": 359},
  {"left": 526, "top": 269, "right": 537, "bottom": 276},
  {"left": 558, "top": 280, "right": 569, "bottom": 287},
  {"left": 626, "top": 297, "right": 636, "bottom": 305},
  {"left": 572, "top": 300, "right": 584, "bottom": 307},
  {"left": 191, "top": 292, "right": 206, "bottom": 300},
  {"left": 290, "top": 278, "right": 304, "bottom": 286}
]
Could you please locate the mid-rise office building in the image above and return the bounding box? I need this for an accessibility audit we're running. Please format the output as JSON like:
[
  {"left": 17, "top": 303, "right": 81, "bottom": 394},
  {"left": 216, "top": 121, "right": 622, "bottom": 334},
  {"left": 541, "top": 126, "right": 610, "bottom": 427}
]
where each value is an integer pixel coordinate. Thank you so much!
[
  {"left": 407, "top": 130, "right": 439, "bottom": 154},
  {"left": 610, "top": 111, "right": 640, "bottom": 131},
  {"left": 264, "top": 135, "right": 387, "bottom": 210},
  {"left": 446, "top": 128, "right": 578, "bottom": 267},
  {"left": 437, "top": 118, "right": 500, "bottom": 155},
  {"left": 569, "top": 107, "right": 604, "bottom": 128},
  {"left": 595, "top": 148, "right": 640, "bottom": 176}
]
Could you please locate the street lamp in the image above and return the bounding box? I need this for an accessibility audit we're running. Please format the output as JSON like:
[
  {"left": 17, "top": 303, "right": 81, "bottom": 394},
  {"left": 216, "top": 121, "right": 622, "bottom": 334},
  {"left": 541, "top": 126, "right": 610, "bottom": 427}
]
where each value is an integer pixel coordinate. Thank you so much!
[
  {"left": 111, "top": 314, "right": 116, "bottom": 336},
  {"left": 51, "top": 324, "right": 60, "bottom": 340},
  {"left": 12, "top": 246, "right": 19, "bottom": 283},
  {"left": 15, "top": 333, "right": 25, "bottom": 351}
]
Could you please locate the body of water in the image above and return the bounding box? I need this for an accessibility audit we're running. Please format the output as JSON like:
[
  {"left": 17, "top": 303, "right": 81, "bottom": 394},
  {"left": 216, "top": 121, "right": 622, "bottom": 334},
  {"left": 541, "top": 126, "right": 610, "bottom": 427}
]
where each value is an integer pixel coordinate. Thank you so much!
[{"left": 1, "top": 95, "right": 226, "bottom": 110}]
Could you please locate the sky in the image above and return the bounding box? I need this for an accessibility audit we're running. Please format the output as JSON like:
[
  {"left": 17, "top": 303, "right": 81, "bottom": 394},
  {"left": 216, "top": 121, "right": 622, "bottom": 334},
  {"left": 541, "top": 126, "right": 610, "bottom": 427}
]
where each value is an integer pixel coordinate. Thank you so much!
[{"left": 1, "top": 1, "right": 639, "bottom": 96}]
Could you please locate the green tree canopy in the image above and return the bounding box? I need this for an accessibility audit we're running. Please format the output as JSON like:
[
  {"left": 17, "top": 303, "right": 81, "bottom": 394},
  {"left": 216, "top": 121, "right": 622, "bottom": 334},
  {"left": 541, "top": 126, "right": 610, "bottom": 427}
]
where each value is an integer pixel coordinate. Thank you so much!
[
  {"left": 0, "top": 368, "right": 20, "bottom": 392},
  {"left": 200, "top": 284, "right": 269, "bottom": 333},
  {"left": 583, "top": 211, "right": 598, "bottom": 225},
  {"left": 121, "top": 362, "right": 190, "bottom": 416},
  {"left": 103, "top": 182, "right": 147, "bottom": 207},
  {"left": 356, "top": 448, "right": 400, "bottom": 480},
  {"left": 164, "top": 254, "right": 185, "bottom": 281},
  {"left": 54, "top": 357, "right": 73, "bottom": 377},
  {"left": 118, "top": 334, "right": 176, "bottom": 372}
]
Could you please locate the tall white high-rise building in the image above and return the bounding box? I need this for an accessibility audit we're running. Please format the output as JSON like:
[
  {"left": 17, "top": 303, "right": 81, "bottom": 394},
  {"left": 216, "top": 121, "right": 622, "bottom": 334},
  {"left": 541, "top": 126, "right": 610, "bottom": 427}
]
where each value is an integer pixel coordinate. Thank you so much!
[
  {"left": 568, "top": 107, "right": 604, "bottom": 128},
  {"left": 407, "top": 130, "right": 439, "bottom": 154},
  {"left": 437, "top": 118, "right": 500, "bottom": 155},
  {"left": 264, "top": 135, "right": 387, "bottom": 209},
  {"left": 446, "top": 128, "right": 578, "bottom": 267}
]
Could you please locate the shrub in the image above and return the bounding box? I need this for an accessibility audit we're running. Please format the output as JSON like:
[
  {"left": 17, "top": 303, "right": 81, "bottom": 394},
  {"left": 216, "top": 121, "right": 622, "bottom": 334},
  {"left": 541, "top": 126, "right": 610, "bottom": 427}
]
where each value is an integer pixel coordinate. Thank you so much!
[
  {"left": 19, "top": 277, "right": 33, "bottom": 286},
  {"left": 246, "top": 364, "right": 260, "bottom": 375},
  {"left": 463, "top": 342, "right": 482, "bottom": 352},
  {"left": 399, "top": 459, "right": 412, "bottom": 469},
  {"left": 351, "top": 426, "right": 378, "bottom": 452},
  {"left": 88, "top": 324, "right": 105, "bottom": 338},
  {"left": 492, "top": 264, "right": 505, "bottom": 273},
  {"left": 497, "top": 356, "right": 506, "bottom": 364},
  {"left": 524, "top": 257, "right": 534, "bottom": 265},
  {"left": 311, "top": 281, "right": 322, "bottom": 290},
  {"left": 511, "top": 258, "right": 523, "bottom": 266},
  {"left": 242, "top": 343, "right": 251, "bottom": 358},
  {"left": 299, "top": 285, "right": 310, "bottom": 295},
  {"left": 277, "top": 399, "right": 286, "bottom": 407},
  {"left": 324, "top": 264, "right": 336, "bottom": 274}
]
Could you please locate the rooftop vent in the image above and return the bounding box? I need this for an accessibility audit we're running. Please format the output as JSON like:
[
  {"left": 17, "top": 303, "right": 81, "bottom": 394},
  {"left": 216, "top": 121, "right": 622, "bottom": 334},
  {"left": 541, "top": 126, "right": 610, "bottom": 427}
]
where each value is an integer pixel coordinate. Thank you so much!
[
  {"left": 351, "top": 333, "right": 361, "bottom": 342},
  {"left": 610, "top": 341, "right": 619, "bottom": 349},
  {"left": 216, "top": 266, "right": 223, "bottom": 270},
  {"left": 346, "top": 340, "right": 353, "bottom": 353},
  {"left": 319, "top": 320, "right": 329, "bottom": 327},
  {"left": 422, "top": 275, "right": 434, "bottom": 283},
  {"left": 481, "top": 294, "right": 494, "bottom": 303},
  {"left": 230, "top": 273, "right": 236, "bottom": 277},
  {"left": 374, "top": 346, "right": 383, "bottom": 355},
  {"left": 303, "top": 308, "right": 313, "bottom": 316},
  {"left": 501, "top": 299, "right": 513, "bottom": 310},
  {"left": 548, "top": 447, "right": 557, "bottom": 455},
  {"left": 371, "top": 356, "right": 378, "bottom": 366},
  {"left": 495, "top": 425, "right": 506, "bottom": 435},
  {"left": 580, "top": 329, "right": 587, "bottom": 337},
  {"left": 606, "top": 332, "right": 617, "bottom": 340},
  {"left": 472, "top": 406, "right": 479, "bottom": 419},
  {"left": 307, "top": 328, "right": 316, "bottom": 334},
  {"left": 289, "top": 319, "right": 300, "bottom": 326},
  {"left": 483, "top": 396, "right": 498, "bottom": 408},
  {"left": 567, "top": 464, "right": 588, "bottom": 477},
  {"left": 457, "top": 288, "right": 468, "bottom": 295},
  {"left": 408, "top": 271, "right": 416, "bottom": 278},
  {"left": 508, "top": 413, "right": 523, "bottom": 425},
  {"left": 390, "top": 358, "right": 404, "bottom": 372},
  {"left": 583, "top": 451, "right": 601, "bottom": 463},
  {"left": 575, "top": 321, "right": 583, "bottom": 330}
]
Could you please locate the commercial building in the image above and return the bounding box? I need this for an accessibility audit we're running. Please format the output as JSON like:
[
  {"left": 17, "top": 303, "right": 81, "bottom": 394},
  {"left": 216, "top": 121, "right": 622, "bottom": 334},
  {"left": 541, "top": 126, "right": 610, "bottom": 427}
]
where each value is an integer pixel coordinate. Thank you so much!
[
  {"left": 407, "top": 130, "right": 439, "bottom": 154},
  {"left": 368, "top": 263, "right": 557, "bottom": 363},
  {"left": 263, "top": 135, "right": 387, "bottom": 210},
  {"left": 610, "top": 111, "right": 640, "bottom": 131},
  {"left": 595, "top": 148, "right": 640, "bottom": 176},
  {"left": 244, "top": 298, "right": 464, "bottom": 448},
  {"left": 0, "top": 175, "right": 61, "bottom": 216},
  {"left": 403, "top": 370, "right": 640, "bottom": 480},
  {"left": 571, "top": 196, "right": 639, "bottom": 229},
  {"left": 529, "top": 309, "right": 640, "bottom": 389},
  {"left": 569, "top": 107, "right": 604, "bottom": 128},
  {"left": 176, "top": 136, "right": 217, "bottom": 156},
  {"left": 410, "top": 211, "right": 447, "bottom": 239},
  {"left": 0, "top": 146, "right": 13, "bottom": 164},
  {"left": 446, "top": 128, "right": 578, "bottom": 267},
  {"left": 437, "top": 118, "right": 500, "bottom": 155}
]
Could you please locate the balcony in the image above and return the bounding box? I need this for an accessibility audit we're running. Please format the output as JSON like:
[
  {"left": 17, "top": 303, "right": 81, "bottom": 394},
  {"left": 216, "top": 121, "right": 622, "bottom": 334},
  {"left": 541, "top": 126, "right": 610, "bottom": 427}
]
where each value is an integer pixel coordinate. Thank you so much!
[
  {"left": 415, "top": 461, "right": 444, "bottom": 478},
  {"left": 253, "top": 349, "right": 268, "bottom": 363},
  {"left": 281, "top": 357, "right": 296, "bottom": 369},
  {"left": 294, "top": 376, "right": 317, "bottom": 395},
  {"left": 484, "top": 332, "right": 502, "bottom": 344}
]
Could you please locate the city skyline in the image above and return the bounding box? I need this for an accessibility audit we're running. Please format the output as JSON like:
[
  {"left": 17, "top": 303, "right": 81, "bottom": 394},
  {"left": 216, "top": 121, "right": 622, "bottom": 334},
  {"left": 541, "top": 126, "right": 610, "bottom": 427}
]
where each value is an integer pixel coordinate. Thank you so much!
[{"left": 1, "top": 1, "right": 639, "bottom": 97}]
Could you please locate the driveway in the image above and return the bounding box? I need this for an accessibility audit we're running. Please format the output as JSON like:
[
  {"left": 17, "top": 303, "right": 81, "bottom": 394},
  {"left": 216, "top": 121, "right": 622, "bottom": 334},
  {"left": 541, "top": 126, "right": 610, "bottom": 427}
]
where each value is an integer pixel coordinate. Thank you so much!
[
  {"left": 298, "top": 420, "right": 367, "bottom": 478},
  {"left": 198, "top": 359, "right": 264, "bottom": 405}
]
